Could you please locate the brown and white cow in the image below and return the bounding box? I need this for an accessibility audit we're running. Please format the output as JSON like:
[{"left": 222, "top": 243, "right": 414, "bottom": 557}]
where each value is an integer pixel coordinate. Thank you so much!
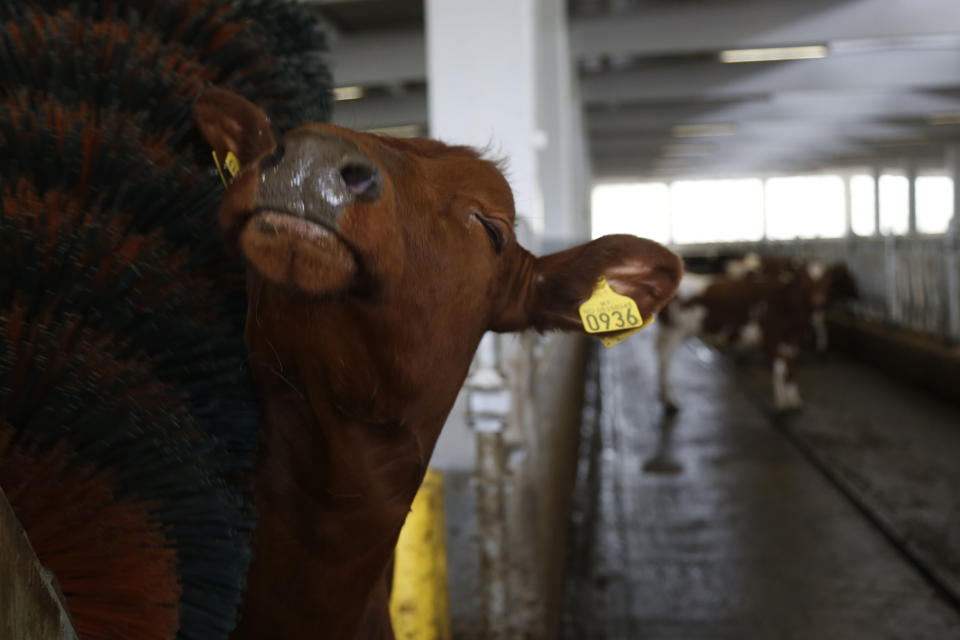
[
  {"left": 195, "top": 89, "right": 682, "bottom": 640},
  {"left": 656, "top": 257, "right": 854, "bottom": 414},
  {"left": 725, "top": 252, "right": 857, "bottom": 351}
]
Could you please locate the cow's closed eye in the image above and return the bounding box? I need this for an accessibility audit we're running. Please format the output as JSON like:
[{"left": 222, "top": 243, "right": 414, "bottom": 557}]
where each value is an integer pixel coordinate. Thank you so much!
[{"left": 473, "top": 212, "right": 505, "bottom": 255}]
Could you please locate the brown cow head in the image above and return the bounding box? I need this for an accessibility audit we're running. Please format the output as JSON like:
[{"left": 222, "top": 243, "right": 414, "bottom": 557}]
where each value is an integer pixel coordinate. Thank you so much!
[{"left": 195, "top": 88, "right": 682, "bottom": 429}]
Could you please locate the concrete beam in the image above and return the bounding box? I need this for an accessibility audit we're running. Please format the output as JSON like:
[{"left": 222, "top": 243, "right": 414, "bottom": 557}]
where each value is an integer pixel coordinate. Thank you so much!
[
  {"left": 320, "top": 1, "right": 960, "bottom": 88},
  {"left": 326, "top": 28, "right": 425, "bottom": 87},
  {"left": 581, "top": 49, "right": 960, "bottom": 105},
  {"left": 591, "top": 139, "right": 948, "bottom": 181},
  {"left": 571, "top": 0, "right": 960, "bottom": 59},
  {"left": 586, "top": 91, "right": 960, "bottom": 132},
  {"left": 330, "top": 90, "right": 428, "bottom": 130},
  {"left": 590, "top": 119, "right": 914, "bottom": 152}
]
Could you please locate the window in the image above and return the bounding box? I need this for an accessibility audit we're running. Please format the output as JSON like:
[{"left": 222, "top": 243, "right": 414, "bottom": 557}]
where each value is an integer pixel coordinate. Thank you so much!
[
  {"left": 879, "top": 174, "right": 909, "bottom": 235},
  {"left": 590, "top": 171, "right": 955, "bottom": 245},
  {"left": 591, "top": 183, "right": 671, "bottom": 244},
  {"left": 765, "top": 175, "right": 845, "bottom": 239},
  {"left": 670, "top": 179, "right": 764, "bottom": 244},
  {"left": 916, "top": 175, "right": 953, "bottom": 234}
]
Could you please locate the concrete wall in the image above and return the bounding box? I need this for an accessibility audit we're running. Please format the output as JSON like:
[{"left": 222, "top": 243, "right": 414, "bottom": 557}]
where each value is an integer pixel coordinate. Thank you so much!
[
  {"left": 532, "top": 334, "right": 590, "bottom": 638},
  {"left": 502, "top": 333, "right": 590, "bottom": 638}
]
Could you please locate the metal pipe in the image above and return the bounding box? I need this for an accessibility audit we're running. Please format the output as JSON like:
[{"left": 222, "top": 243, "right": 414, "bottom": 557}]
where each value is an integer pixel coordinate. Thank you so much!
[
  {"left": 873, "top": 164, "right": 883, "bottom": 236},
  {"left": 843, "top": 172, "right": 853, "bottom": 238},
  {"left": 466, "top": 332, "right": 510, "bottom": 639},
  {"left": 906, "top": 159, "right": 918, "bottom": 236},
  {"left": 475, "top": 429, "right": 508, "bottom": 639},
  {"left": 945, "top": 145, "right": 960, "bottom": 343},
  {"left": 945, "top": 234, "right": 960, "bottom": 345}
]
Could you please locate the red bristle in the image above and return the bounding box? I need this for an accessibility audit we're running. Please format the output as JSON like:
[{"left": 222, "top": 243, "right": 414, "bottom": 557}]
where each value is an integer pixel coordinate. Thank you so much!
[
  {"left": 2, "top": 2, "right": 333, "bottom": 637},
  {"left": 4, "top": 178, "right": 215, "bottom": 316},
  {"left": 1, "top": 428, "right": 182, "bottom": 640}
]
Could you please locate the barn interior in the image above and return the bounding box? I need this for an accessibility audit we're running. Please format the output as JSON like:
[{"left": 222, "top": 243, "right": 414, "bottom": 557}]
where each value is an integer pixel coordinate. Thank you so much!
[
  {"left": 312, "top": 1, "right": 960, "bottom": 638},
  {"left": 3, "top": 1, "right": 960, "bottom": 639}
]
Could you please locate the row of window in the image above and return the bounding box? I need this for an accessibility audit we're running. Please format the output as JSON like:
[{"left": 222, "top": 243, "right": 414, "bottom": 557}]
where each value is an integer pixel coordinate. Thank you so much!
[{"left": 591, "top": 174, "right": 954, "bottom": 244}]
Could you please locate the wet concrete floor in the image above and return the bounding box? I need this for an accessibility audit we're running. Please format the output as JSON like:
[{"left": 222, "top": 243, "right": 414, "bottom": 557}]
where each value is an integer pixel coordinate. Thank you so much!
[{"left": 561, "top": 330, "right": 960, "bottom": 639}]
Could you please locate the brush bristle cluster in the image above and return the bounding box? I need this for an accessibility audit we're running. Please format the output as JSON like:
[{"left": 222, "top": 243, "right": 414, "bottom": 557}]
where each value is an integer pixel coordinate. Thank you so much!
[{"left": 0, "top": 2, "right": 331, "bottom": 638}]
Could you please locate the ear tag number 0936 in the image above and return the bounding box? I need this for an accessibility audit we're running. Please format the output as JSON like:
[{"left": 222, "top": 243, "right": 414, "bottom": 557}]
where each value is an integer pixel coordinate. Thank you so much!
[
  {"left": 212, "top": 150, "right": 240, "bottom": 187},
  {"left": 578, "top": 276, "right": 655, "bottom": 348}
]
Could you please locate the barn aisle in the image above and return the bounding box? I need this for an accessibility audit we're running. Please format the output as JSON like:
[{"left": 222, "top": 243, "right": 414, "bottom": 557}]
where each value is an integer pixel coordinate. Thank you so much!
[{"left": 560, "top": 330, "right": 960, "bottom": 639}]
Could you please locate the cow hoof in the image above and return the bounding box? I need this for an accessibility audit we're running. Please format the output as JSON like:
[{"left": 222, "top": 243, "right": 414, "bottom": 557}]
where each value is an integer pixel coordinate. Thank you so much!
[
  {"left": 773, "top": 402, "right": 803, "bottom": 416},
  {"left": 643, "top": 455, "right": 683, "bottom": 474}
]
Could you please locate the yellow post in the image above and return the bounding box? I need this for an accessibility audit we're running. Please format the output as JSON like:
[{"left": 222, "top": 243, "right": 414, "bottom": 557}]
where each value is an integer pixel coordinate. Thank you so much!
[{"left": 390, "top": 469, "right": 451, "bottom": 640}]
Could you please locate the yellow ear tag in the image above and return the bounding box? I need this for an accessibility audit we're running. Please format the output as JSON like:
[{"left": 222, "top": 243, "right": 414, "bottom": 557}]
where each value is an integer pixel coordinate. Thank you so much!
[
  {"left": 212, "top": 150, "right": 241, "bottom": 187},
  {"left": 578, "top": 276, "right": 655, "bottom": 348}
]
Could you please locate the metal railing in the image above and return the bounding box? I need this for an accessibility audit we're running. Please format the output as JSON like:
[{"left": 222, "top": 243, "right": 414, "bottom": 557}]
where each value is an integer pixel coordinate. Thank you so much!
[{"left": 679, "top": 233, "right": 960, "bottom": 344}]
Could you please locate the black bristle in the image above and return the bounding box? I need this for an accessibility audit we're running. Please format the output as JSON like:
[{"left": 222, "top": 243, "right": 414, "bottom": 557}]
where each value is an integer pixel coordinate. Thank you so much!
[{"left": 0, "top": 1, "right": 331, "bottom": 638}]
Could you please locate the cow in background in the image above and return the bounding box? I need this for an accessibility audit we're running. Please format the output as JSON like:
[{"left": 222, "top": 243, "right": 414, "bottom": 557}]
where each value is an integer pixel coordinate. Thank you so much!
[
  {"left": 657, "top": 254, "right": 856, "bottom": 413},
  {"left": 725, "top": 253, "right": 857, "bottom": 351}
]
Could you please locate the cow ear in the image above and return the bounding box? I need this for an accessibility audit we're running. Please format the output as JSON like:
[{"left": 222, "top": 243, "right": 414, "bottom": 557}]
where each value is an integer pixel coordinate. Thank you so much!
[
  {"left": 492, "top": 234, "right": 682, "bottom": 333},
  {"left": 194, "top": 88, "right": 276, "bottom": 165}
]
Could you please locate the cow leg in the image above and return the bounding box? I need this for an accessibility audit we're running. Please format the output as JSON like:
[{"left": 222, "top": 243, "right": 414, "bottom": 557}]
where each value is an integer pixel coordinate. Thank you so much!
[
  {"left": 656, "top": 325, "right": 685, "bottom": 413},
  {"left": 771, "top": 344, "right": 802, "bottom": 412},
  {"left": 811, "top": 309, "right": 828, "bottom": 352}
]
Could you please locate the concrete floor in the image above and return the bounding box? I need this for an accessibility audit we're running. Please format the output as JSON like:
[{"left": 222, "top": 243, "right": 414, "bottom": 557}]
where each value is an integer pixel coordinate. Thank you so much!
[{"left": 561, "top": 330, "right": 960, "bottom": 640}]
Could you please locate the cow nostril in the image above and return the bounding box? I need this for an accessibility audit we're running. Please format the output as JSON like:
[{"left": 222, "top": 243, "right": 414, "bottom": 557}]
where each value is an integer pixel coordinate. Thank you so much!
[
  {"left": 340, "top": 163, "right": 379, "bottom": 197},
  {"left": 261, "top": 144, "right": 285, "bottom": 171}
]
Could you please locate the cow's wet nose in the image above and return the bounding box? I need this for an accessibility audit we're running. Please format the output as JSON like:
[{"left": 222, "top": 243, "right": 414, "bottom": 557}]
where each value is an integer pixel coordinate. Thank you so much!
[
  {"left": 260, "top": 144, "right": 285, "bottom": 171},
  {"left": 340, "top": 162, "right": 379, "bottom": 197},
  {"left": 255, "top": 130, "right": 381, "bottom": 224}
]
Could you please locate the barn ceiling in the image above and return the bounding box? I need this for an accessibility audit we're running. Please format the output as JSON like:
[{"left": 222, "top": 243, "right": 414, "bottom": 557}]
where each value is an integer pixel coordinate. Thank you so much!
[{"left": 310, "top": 0, "right": 960, "bottom": 180}]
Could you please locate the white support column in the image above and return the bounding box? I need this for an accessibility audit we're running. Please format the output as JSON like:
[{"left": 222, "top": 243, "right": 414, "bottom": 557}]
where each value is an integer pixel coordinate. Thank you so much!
[
  {"left": 427, "top": 0, "right": 542, "bottom": 241},
  {"left": 535, "top": 0, "right": 589, "bottom": 253}
]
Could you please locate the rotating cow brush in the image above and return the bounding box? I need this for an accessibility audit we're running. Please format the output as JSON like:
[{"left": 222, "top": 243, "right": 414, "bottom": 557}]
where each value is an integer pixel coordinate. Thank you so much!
[{"left": 0, "top": 2, "right": 331, "bottom": 638}]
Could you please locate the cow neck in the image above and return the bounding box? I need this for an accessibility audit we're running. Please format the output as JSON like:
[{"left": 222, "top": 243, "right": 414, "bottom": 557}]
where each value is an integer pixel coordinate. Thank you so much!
[{"left": 236, "top": 278, "right": 431, "bottom": 640}]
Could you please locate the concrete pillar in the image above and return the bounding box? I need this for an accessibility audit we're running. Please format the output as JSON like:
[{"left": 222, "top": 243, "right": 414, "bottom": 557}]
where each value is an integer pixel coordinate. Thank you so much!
[
  {"left": 426, "top": 0, "right": 541, "bottom": 472},
  {"left": 427, "top": 0, "right": 542, "bottom": 244},
  {"left": 535, "top": 0, "right": 590, "bottom": 253}
]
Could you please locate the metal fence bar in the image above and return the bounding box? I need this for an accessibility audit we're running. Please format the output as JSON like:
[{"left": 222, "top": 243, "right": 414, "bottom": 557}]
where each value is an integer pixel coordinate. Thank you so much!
[
  {"left": 465, "top": 333, "right": 510, "bottom": 639},
  {"left": 945, "top": 233, "right": 960, "bottom": 345},
  {"left": 884, "top": 235, "right": 899, "bottom": 324}
]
